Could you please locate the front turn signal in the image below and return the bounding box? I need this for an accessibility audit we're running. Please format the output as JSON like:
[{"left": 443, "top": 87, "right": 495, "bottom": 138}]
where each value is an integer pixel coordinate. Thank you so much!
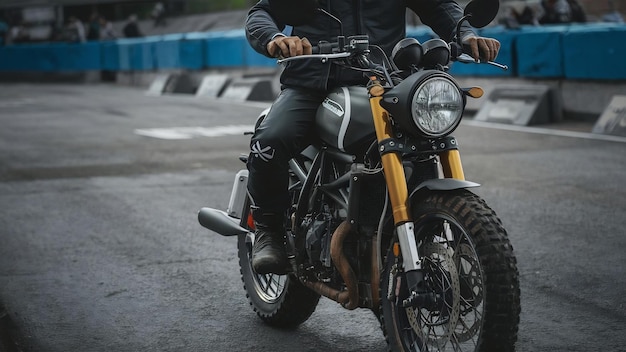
[{"left": 463, "top": 86, "right": 484, "bottom": 99}]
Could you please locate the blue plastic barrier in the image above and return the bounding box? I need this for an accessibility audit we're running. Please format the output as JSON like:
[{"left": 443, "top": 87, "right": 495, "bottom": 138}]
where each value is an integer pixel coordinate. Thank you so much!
[
  {"left": 243, "top": 44, "right": 276, "bottom": 67},
  {"left": 0, "top": 41, "right": 101, "bottom": 71},
  {"left": 1, "top": 24, "right": 625, "bottom": 80},
  {"left": 117, "top": 37, "right": 159, "bottom": 71},
  {"left": 205, "top": 29, "right": 246, "bottom": 68},
  {"left": 562, "top": 24, "right": 626, "bottom": 80},
  {"left": 100, "top": 40, "right": 120, "bottom": 70},
  {"left": 181, "top": 32, "right": 209, "bottom": 70},
  {"left": 155, "top": 34, "right": 183, "bottom": 69},
  {"left": 515, "top": 25, "right": 568, "bottom": 78}
]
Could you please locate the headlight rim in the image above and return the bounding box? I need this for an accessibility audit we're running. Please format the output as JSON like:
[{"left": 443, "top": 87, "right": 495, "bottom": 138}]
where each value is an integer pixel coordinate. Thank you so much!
[{"left": 410, "top": 75, "right": 464, "bottom": 138}]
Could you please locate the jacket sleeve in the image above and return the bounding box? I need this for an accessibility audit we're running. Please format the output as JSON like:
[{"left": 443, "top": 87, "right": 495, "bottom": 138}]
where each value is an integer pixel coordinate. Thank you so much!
[
  {"left": 407, "top": 0, "right": 476, "bottom": 42},
  {"left": 245, "top": 0, "right": 287, "bottom": 57}
]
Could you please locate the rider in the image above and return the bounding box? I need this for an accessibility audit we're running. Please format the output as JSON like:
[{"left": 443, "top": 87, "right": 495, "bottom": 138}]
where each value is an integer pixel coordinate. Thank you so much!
[{"left": 245, "top": 0, "right": 501, "bottom": 275}]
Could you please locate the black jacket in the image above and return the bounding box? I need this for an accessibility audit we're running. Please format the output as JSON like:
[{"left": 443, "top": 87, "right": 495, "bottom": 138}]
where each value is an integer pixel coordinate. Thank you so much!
[{"left": 245, "top": 0, "right": 475, "bottom": 91}]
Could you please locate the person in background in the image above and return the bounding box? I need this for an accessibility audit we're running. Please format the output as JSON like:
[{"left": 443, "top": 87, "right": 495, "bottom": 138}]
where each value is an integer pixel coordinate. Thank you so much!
[
  {"left": 86, "top": 12, "right": 100, "bottom": 41},
  {"left": 602, "top": 0, "right": 624, "bottom": 23},
  {"left": 514, "top": 6, "right": 538, "bottom": 25},
  {"left": 566, "top": 0, "right": 587, "bottom": 23},
  {"left": 7, "top": 20, "right": 29, "bottom": 44},
  {"left": 151, "top": 2, "right": 166, "bottom": 27},
  {"left": 99, "top": 16, "right": 115, "bottom": 40},
  {"left": 67, "top": 16, "right": 86, "bottom": 42},
  {"left": 123, "top": 14, "right": 143, "bottom": 38},
  {"left": 539, "top": 0, "right": 572, "bottom": 24},
  {"left": 0, "top": 16, "right": 9, "bottom": 45}
]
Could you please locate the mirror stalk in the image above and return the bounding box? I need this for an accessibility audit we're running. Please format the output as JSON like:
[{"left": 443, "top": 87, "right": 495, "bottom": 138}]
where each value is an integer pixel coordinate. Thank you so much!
[{"left": 318, "top": 8, "right": 344, "bottom": 37}]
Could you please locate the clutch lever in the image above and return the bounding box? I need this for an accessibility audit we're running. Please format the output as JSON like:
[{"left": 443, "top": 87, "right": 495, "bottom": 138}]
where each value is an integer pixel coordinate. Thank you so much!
[{"left": 277, "top": 52, "right": 351, "bottom": 65}]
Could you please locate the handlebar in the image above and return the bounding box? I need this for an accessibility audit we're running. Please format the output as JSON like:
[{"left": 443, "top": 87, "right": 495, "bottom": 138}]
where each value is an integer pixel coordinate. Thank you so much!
[{"left": 277, "top": 36, "right": 507, "bottom": 72}]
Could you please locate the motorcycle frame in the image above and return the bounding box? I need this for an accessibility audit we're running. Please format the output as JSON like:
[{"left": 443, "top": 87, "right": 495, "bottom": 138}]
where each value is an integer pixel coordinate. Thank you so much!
[{"left": 280, "top": 75, "right": 478, "bottom": 310}]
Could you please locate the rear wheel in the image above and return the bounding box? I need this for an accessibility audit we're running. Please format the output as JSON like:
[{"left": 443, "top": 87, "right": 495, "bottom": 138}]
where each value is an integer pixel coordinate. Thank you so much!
[
  {"left": 380, "top": 190, "right": 520, "bottom": 351},
  {"left": 238, "top": 204, "right": 320, "bottom": 328}
]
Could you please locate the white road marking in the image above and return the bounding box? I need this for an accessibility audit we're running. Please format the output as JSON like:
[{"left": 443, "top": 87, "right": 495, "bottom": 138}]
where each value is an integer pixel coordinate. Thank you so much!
[
  {"left": 0, "top": 98, "right": 35, "bottom": 108},
  {"left": 134, "top": 125, "right": 254, "bottom": 140},
  {"left": 462, "top": 120, "right": 626, "bottom": 143}
]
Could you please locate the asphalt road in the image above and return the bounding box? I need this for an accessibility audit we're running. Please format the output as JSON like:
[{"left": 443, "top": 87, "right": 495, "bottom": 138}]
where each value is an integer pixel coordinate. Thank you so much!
[{"left": 0, "top": 83, "right": 625, "bottom": 352}]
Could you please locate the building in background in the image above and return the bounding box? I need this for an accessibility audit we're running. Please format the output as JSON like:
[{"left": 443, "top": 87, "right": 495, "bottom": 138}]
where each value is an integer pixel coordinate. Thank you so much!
[{"left": 0, "top": 0, "right": 624, "bottom": 44}]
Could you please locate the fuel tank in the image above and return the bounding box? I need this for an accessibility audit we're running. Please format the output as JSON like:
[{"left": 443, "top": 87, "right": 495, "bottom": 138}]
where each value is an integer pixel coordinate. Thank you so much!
[{"left": 315, "top": 86, "right": 376, "bottom": 155}]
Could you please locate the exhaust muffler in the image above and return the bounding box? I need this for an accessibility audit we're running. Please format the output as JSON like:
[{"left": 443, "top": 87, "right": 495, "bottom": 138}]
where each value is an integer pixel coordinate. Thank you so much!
[{"left": 198, "top": 207, "right": 249, "bottom": 237}]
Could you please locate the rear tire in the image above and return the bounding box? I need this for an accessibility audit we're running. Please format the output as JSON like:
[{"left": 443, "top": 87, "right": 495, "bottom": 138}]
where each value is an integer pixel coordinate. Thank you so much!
[
  {"left": 380, "top": 190, "right": 520, "bottom": 351},
  {"left": 238, "top": 205, "right": 320, "bottom": 328}
]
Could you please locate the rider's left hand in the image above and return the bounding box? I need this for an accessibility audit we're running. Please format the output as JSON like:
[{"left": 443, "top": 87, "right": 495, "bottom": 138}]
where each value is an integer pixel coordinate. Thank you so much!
[{"left": 462, "top": 36, "right": 500, "bottom": 62}]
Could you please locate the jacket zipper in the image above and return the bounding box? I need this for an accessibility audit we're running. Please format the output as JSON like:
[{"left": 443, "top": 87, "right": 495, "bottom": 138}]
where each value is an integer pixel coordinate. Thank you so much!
[{"left": 354, "top": 0, "right": 362, "bottom": 34}]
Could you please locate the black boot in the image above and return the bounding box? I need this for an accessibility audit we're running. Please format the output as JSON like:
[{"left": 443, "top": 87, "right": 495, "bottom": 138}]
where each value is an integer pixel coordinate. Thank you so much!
[{"left": 251, "top": 208, "right": 290, "bottom": 275}]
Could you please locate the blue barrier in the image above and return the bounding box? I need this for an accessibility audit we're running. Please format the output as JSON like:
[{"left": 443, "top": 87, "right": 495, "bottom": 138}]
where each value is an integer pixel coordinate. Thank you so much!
[
  {"left": 155, "top": 34, "right": 183, "bottom": 69},
  {"left": 116, "top": 37, "right": 160, "bottom": 71},
  {"left": 101, "top": 41, "right": 120, "bottom": 70},
  {"left": 0, "top": 24, "right": 625, "bottom": 81},
  {"left": 0, "top": 41, "right": 101, "bottom": 71},
  {"left": 562, "top": 24, "right": 626, "bottom": 80},
  {"left": 515, "top": 25, "right": 568, "bottom": 78},
  {"left": 205, "top": 29, "right": 246, "bottom": 68},
  {"left": 181, "top": 32, "right": 209, "bottom": 70}
]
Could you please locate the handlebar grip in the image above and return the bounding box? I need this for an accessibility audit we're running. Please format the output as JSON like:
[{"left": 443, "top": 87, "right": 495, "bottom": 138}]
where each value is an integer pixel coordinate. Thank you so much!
[{"left": 313, "top": 41, "right": 339, "bottom": 54}]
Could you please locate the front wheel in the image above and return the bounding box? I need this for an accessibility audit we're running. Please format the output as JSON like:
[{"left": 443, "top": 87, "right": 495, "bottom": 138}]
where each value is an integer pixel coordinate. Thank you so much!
[{"left": 380, "top": 190, "right": 520, "bottom": 351}]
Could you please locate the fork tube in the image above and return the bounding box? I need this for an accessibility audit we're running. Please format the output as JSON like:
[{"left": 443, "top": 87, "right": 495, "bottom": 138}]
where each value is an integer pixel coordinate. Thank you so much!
[
  {"left": 440, "top": 150, "right": 466, "bottom": 180},
  {"left": 369, "top": 96, "right": 410, "bottom": 225},
  {"left": 369, "top": 94, "right": 422, "bottom": 272}
]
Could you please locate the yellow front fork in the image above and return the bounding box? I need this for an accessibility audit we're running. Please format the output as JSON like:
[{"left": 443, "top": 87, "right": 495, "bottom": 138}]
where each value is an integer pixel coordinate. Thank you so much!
[
  {"left": 369, "top": 95, "right": 411, "bottom": 225},
  {"left": 440, "top": 150, "right": 466, "bottom": 180}
]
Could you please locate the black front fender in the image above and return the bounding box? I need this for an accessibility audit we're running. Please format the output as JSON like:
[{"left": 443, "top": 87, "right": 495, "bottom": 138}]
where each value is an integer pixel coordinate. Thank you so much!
[{"left": 409, "top": 178, "right": 480, "bottom": 203}]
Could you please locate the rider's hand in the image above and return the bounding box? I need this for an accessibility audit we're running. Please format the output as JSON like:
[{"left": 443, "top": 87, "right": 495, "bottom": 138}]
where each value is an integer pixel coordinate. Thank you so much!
[
  {"left": 462, "top": 36, "right": 500, "bottom": 62},
  {"left": 267, "top": 35, "right": 313, "bottom": 58}
]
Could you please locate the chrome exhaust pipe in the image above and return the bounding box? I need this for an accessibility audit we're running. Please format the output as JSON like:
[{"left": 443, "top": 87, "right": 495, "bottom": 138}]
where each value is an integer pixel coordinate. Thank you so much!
[{"left": 198, "top": 207, "right": 249, "bottom": 237}]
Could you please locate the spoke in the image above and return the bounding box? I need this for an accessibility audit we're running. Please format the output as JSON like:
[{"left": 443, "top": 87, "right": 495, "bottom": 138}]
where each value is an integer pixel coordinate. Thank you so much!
[
  {"left": 450, "top": 227, "right": 464, "bottom": 254},
  {"left": 450, "top": 333, "right": 463, "bottom": 352},
  {"left": 458, "top": 292, "right": 472, "bottom": 308},
  {"left": 258, "top": 274, "right": 268, "bottom": 292},
  {"left": 267, "top": 275, "right": 278, "bottom": 295}
]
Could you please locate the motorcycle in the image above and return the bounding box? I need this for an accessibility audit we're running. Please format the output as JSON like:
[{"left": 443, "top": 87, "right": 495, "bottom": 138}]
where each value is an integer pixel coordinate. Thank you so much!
[{"left": 198, "top": 0, "right": 520, "bottom": 350}]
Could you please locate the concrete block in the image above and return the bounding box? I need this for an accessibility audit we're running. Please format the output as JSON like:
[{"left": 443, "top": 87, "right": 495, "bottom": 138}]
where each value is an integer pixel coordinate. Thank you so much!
[
  {"left": 592, "top": 95, "right": 626, "bottom": 136},
  {"left": 145, "top": 73, "right": 171, "bottom": 96},
  {"left": 163, "top": 73, "right": 197, "bottom": 94},
  {"left": 219, "top": 77, "right": 276, "bottom": 102},
  {"left": 196, "top": 73, "right": 231, "bottom": 97},
  {"left": 473, "top": 84, "right": 560, "bottom": 125}
]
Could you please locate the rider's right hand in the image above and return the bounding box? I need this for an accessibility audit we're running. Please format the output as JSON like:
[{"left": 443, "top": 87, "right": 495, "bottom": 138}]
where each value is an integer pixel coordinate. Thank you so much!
[{"left": 267, "top": 35, "right": 313, "bottom": 58}]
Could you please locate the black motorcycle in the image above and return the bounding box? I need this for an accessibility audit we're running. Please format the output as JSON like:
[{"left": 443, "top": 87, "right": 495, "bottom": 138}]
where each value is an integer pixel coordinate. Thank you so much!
[{"left": 198, "top": 0, "right": 520, "bottom": 350}]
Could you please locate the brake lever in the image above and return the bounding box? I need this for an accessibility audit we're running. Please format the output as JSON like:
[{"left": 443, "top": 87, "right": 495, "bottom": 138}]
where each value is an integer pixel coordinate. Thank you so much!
[{"left": 456, "top": 53, "right": 508, "bottom": 71}]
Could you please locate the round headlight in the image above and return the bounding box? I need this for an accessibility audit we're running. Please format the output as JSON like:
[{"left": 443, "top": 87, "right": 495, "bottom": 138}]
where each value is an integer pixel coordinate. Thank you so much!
[{"left": 411, "top": 77, "right": 463, "bottom": 137}]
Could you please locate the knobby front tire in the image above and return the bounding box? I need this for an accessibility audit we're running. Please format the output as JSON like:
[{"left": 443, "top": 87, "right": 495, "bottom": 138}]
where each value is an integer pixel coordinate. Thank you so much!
[{"left": 380, "top": 190, "right": 520, "bottom": 352}]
